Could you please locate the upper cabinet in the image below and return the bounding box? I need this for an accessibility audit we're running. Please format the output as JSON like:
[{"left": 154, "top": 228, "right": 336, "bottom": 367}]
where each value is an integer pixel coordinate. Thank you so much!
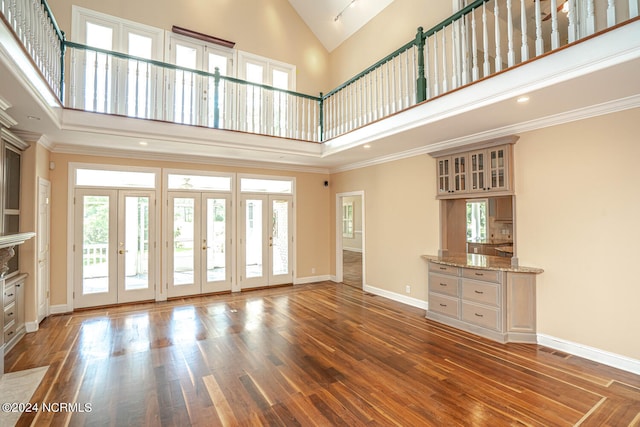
[
  {"left": 437, "top": 154, "right": 468, "bottom": 195},
  {"left": 433, "top": 137, "right": 516, "bottom": 199}
]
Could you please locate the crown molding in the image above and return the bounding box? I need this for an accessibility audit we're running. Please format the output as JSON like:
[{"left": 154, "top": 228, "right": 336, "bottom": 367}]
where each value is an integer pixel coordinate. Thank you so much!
[
  {"left": 50, "top": 144, "right": 331, "bottom": 175},
  {"left": 330, "top": 94, "right": 640, "bottom": 174}
]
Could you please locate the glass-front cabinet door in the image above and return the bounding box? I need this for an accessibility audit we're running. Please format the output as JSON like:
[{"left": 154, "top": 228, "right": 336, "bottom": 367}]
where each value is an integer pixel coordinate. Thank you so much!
[
  {"left": 437, "top": 157, "right": 451, "bottom": 195},
  {"left": 437, "top": 154, "right": 468, "bottom": 195},
  {"left": 451, "top": 154, "right": 467, "bottom": 193},
  {"left": 488, "top": 146, "right": 508, "bottom": 191},
  {"left": 469, "top": 150, "right": 487, "bottom": 191}
]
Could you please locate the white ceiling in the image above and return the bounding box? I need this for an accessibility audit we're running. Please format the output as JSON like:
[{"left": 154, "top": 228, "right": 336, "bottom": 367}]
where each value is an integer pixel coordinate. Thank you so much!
[{"left": 287, "top": 0, "right": 394, "bottom": 52}]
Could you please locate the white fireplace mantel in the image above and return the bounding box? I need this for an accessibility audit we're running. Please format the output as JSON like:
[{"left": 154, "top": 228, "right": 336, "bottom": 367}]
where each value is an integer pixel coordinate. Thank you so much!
[{"left": 0, "top": 232, "right": 35, "bottom": 249}]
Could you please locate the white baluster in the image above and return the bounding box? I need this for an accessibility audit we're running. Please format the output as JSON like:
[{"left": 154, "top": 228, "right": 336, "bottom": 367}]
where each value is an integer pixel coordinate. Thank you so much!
[
  {"left": 405, "top": 48, "right": 411, "bottom": 106},
  {"left": 441, "top": 30, "right": 448, "bottom": 93},
  {"left": 535, "top": 0, "right": 544, "bottom": 55},
  {"left": 630, "top": 0, "right": 639, "bottom": 18},
  {"left": 452, "top": 20, "right": 459, "bottom": 89},
  {"left": 433, "top": 35, "right": 440, "bottom": 96},
  {"left": 494, "top": 0, "right": 503, "bottom": 72},
  {"left": 607, "top": 0, "right": 616, "bottom": 27},
  {"left": 461, "top": 14, "right": 469, "bottom": 86},
  {"left": 586, "top": 0, "right": 595, "bottom": 35},
  {"left": 520, "top": 0, "right": 529, "bottom": 61},
  {"left": 507, "top": 0, "right": 515, "bottom": 67},
  {"left": 471, "top": 8, "right": 479, "bottom": 81},
  {"left": 482, "top": 3, "right": 490, "bottom": 77},
  {"left": 567, "top": 0, "right": 577, "bottom": 43},
  {"left": 424, "top": 39, "right": 431, "bottom": 99},
  {"left": 550, "top": 0, "right": 560, "bottom": 49},
  {"left": 389, "top": 60, "right": 394, "bottom": 114}
]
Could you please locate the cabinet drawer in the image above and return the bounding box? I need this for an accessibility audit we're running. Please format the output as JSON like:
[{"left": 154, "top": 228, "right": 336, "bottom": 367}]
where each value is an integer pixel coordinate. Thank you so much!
[
  {"left": 429, "top": 263, "right": 459, "bottom": 276},
  {"left": 4, "top": 284, "right": 16, "bottom": 305},
  {"left": 462, "top": 280, "right": 500, "bottom": 307},
  {"left": 462, "top": 268, "right": 501, "bottom": 283},
  {"left": 4, "top": 301, "right": 16, "bottom": 325},
  {"left": 429, "top": 293, "right": 459, "bottom": 319},
  {"left": 4, "top": 320, "right": 16, "bottom": 343},
  {"left": 462, "top": 301, "right": 500, "bottom": 331},
  {"left": 429, "top": 273, "right": 459, "bottom": 297}
]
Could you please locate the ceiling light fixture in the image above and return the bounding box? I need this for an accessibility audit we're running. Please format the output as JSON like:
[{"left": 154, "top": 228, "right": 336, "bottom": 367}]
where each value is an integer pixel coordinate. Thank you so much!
[
  {"left": 139, "top": 141, "right": 148, "bottom": 146},
  {"left": 335, "top": 0, "right": 357, "bottom": 22},
  {"left": 364, "top": 144, "right": 371, "bottom": 149},
  {"left": 517, "top": 96, "right": 530, "bottom": 103}
]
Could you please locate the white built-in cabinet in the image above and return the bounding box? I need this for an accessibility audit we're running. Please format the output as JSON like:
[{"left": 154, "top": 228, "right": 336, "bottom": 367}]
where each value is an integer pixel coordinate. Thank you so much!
[{"left": 434, "top": 138, "right": 515, "bottom": 199}]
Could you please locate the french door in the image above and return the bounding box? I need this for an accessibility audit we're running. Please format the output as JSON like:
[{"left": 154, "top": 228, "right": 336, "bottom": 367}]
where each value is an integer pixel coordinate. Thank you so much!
[
  {"left": 167, "top": 192, "right": 232, "bottom": 297},
  {"left": 240, "top": 194, "right": 293, "bottom": 289},
  {"left": 74, "top": 189, "right": 156, "bottom": 308}
]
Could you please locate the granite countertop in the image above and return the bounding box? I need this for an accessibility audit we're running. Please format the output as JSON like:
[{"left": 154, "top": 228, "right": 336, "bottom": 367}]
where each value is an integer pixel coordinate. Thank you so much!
[{"left": 422, "top": 254, "right": 544, "bottom": 274}]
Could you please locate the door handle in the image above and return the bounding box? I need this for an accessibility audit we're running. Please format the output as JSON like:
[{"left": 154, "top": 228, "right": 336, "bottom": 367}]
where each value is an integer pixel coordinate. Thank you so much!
[{"left": 118, "top": 250, "right": 127, "bottom": 254}]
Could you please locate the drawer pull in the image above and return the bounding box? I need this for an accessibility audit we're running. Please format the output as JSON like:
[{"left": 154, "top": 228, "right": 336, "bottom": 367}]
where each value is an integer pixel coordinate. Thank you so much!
[
  {"left": 439, "top": 283, "right": 448, "bottom": 287},
  {"left": 6, "top": 293, "right": 14, "bottom": 297},
  {"left": 7, "top": 331, "right": 13, "bottom": 336},
  {"left": 439, "top": 303, "right": 447, "bottom": 307},
  {"left": 474, "top": 273, "right": 484, "bottom": 277},
  {"left": 474, "top": 290, "right": 484, "bottom": 294},
  {"left": 8, "top": 312, "right": 13, "bottom": 316},
  {"left": 474, "top": 313, "right": 484, "bottom": 318},
  {"left": 439, "top": 267, "right": 447, "bottom": 270}
]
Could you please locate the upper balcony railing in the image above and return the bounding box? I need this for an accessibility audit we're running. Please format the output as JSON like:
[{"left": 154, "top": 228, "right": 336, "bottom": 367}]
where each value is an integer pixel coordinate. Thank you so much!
[{"left": 1, "top": 0, "right": 638, "bottom": 143}]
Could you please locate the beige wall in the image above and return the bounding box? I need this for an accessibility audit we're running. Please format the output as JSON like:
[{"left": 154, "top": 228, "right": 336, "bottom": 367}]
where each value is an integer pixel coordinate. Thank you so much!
[
  {"left": 331, "top": 156, "right": 440, "bottom": 301},
  {"left": 330, "top": 107, "right": 640, "bottom": 361},
  {"left": 47, "top": 0, "right": 330, "bottom": 95},
  {"left": 515, "top": 108, "right": 640, "bottom": 360},
  {"left": 48, "top": 153, "right": 330, "bottom": 307},
  {"left": 327, "top": 0, "right": 454, "bottom": 89},
  {"left": 19, "top": 142, "right": 50, "bottom": 325}
]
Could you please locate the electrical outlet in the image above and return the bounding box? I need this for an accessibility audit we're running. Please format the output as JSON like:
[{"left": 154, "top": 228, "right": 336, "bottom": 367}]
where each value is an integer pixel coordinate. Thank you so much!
[
  {"left": 311, "top": 267, "right": 316, "bottom": 274},
  {"left": 405, "top": 285, "right": 411, "bottom": 294}
]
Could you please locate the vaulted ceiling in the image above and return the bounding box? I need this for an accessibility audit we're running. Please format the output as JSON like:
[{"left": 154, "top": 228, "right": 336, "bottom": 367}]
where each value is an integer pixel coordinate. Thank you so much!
[{"left": 286, "top": 0, "right": 394, "bottom": 52}]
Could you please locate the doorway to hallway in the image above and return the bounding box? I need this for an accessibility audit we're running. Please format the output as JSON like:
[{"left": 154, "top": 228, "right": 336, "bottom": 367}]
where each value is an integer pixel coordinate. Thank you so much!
[{"left": 336, "top": 191, "right": 365, "bottom": 288}]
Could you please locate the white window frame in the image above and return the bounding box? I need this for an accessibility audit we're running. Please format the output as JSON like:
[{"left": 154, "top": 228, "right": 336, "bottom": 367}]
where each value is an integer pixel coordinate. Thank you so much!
[
  {"left": 165, "top": 32, "right": 236, "bottom": 126},
  {"left": 71, "top": 6, "right": 164, "bottom": 116}
]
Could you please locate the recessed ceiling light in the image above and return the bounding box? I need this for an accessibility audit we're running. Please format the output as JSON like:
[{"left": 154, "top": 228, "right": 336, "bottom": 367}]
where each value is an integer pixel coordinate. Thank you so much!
[
  {"left": 27, "top": 115, "right": 40, "bottom": 120},
  {"left": 364, "top": 144, "right": 371, "bottom": 149},
  {"left": 517, "top": 96, "right": 530, "bottom": 103},
  {"left": 139, "top": 141, "right": 148, "bottom": 146}
]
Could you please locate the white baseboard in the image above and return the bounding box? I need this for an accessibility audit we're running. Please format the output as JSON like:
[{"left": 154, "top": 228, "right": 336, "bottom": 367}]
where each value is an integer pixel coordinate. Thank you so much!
[
  {"left": 49, "top": 304, "right": 71, "bottom": 315},
  {"left": 537, "top": 334, "right": 640, "bottom": 375},
  {"left": 25, "top": 321, "right": 39, "bottom": 333},
  {"left": 294, "top": 275, "right": 331, "bottom": 285},
  {"left": 363, "top": 284, "right": 428, "bottom": 310}
]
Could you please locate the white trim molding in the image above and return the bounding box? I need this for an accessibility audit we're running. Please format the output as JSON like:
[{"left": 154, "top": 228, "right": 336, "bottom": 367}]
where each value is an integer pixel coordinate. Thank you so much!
[
  {"left": 363, "top": 284, "right": 428, "bottom": 311},
  {"left": 537, "top": 334, "right": 640, "bottom": 376},
  {"left": 294, "top": 275, "right": 331, "bottom": 285}
]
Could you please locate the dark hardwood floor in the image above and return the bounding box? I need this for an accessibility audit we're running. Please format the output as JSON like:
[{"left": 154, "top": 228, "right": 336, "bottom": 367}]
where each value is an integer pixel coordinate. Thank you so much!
[{"left": 5, "top": 282, "right": 640, "bottom": 426}]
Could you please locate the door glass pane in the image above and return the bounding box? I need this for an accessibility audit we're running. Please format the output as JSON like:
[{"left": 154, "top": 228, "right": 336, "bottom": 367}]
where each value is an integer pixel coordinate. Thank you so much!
[
  {"left": 206, "top": 198, "right": 226, "bottom": 282},
  {"left": 82, "top": 195, "right": 110, "bottom": 294},
  {"left": 272, "top": 199, "right": 289, "bottom": 276},
  {"left": 124, "top": 196, "right": 149, "bottom": 290},
  {"left": 173, "top": 198, "right": 195, "bottom": 285},
  {"left": 245, "top": 199, "right": 263, "bottom": 278}
]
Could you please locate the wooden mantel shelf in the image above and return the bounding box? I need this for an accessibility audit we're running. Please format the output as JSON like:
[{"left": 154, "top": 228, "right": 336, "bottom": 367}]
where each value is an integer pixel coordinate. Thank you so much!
[{"left": 0, "top": 232, "right": 35, "bottom": 249}]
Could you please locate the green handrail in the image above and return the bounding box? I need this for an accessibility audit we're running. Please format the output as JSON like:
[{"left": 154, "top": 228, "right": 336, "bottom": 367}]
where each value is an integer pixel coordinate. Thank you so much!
[
  {"left": 421, "top": 0, "right": 490, "bottom": 38},
  {"left": 322, "top": 38, "right": 417, "bottom": 100},
  {"left": 65, "top": 41, "right": 322, "bottom": 102},
  {"left": 40, "top": 0, "right": 64, "bottom": 42}
]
